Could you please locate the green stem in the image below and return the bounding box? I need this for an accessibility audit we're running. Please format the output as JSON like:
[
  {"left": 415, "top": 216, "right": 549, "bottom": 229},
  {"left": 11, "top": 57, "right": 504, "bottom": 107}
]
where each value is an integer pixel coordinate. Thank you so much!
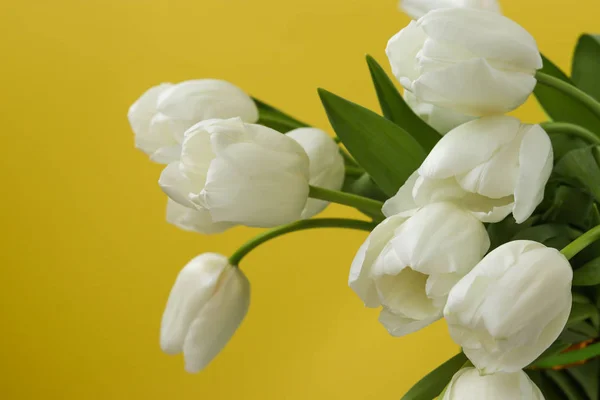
[
  {"left": 309, "top": 185, "right": 384, "bottom": 218},
  {"left": 229, "top": 218, "right": 375, "bottom": 266},
  {"left": 541, "top": 122, "right": 600, "bottom": 144},
  {"left": 533, "top": 342, "right": 600, "bottom": 369},
  {"left": 561, "top": 225, "right": 600, "bottom": 260},
  {"left": 345, "top": 166, "right": 364, "bottom": 178},
  {"left": 536, "top": 72, "right": 600, "bottom": 122}
]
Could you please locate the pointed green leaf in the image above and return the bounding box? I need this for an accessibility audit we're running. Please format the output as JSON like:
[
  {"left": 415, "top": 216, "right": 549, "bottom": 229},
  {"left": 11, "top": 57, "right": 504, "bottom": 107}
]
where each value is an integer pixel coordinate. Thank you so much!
[
  {"left": 550, "top": 133, "right": 589, "bottom": 162},
  {"left": 566, "top": 359, "right": 599, "bottom": 400},
  {"left": 252, "top": 98, "right": 308, "bottom": 133},
  {"left": 545, "top": 371, "right": 587, "bottom": 400},
  {"left": 401, "top": 353, "right": 467, "bottom": 400},
  {"left": 318, "top": 88, "right": 426, "bottom": 196},
  {"left": 574, "top": 257, "right": 600, "bottom": 287},
  {"left": 534, "top": 54, "right": 600, "bottom": 134},
  {"left": 365, "top": 55, "right": 441, "bottom": 151},
  {"left": 567, "top": 302, "right": 600, "bottom": 329},
  {"left": 554, "top": 145, "right": 600, "bottom": 202},
  {"left": 512, "top": 224, "right": 579, "bottom": 250},
  {"left": 573, "top": 34, "right": 600, "bottom": 101}
]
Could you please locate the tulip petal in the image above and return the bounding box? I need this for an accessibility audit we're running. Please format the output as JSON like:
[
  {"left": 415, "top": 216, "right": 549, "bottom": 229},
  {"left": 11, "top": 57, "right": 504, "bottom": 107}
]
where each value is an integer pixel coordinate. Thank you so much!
[
  {"left": 166, "top": 199, "right": 234, "bottom": 234},
  {"left": 129, "top": 83, "right": 173, "bottom": 145},
  {"left": 386, "top": 21, "right": 428, "bottom": 88},
  {"left": 419, "top": 116, "right": 521, "bottom": 179},
  {"left": 182, "top": 266, "right": 250, "bottom": 373},
  {"left": 159, "top": 163, "right": 201, "bottom": 208},
  {"left": 379, "top": 307, "right": 441, "bottom": 337},
  {"left": 382, "top": 171, "right": 420, "bottom": 217},
  {"left": 160, "top": 254, "right": 230, "bottom": 355},
  {"left": 513, "top": 125, "right": 553, "bottom": 223}
]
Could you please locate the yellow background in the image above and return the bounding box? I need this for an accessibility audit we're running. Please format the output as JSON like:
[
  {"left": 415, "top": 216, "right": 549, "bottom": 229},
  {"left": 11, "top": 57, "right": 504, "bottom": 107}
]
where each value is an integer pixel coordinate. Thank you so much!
[{"left": 0, "top": 0, "right": 596, "bottom": 398}]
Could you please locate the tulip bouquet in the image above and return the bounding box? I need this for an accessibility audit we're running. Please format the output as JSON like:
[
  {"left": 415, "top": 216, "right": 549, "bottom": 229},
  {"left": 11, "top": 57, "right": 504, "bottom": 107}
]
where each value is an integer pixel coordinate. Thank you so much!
[{"left": 128, "top": 0, "right": 600, "bottom": 398}]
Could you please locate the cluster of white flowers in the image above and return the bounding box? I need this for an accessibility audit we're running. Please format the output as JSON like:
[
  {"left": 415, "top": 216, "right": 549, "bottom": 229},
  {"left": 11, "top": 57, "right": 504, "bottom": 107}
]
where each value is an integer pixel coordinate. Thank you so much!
[{"left": 127, "top": 0, "right": 582, "bottom": 396}]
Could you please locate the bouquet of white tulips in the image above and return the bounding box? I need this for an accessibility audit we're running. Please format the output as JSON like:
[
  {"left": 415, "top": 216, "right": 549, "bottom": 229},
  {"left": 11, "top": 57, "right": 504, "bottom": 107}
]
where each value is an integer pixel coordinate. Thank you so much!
[{"left": 128, "top": 0, "right": 600, "bottom": 398}]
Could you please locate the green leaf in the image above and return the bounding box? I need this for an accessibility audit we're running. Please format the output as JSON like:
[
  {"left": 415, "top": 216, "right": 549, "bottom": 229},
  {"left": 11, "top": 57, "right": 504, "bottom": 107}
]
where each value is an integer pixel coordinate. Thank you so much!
[
  {"left": 567, "top": 302, "right": 600, "bottom": 330},
  {"left": 252, "top": 98, "right": 308, "bottom": 133},
  {"left": 550, "top": 133, "right": 589, "bottom": 162},
  {"left": 401, "top": 353, "right": 467, "bottom": 400},
  {"left": 545, "top": 370, "right": 587, "bottom": 400},
  {"left": 566, "top": 359, "right": 599, "bottom": 400},
  {"left": 512, "top": 224, "right": 579, "bottom": 250},
  {"left": 573, "top": 34, "right": 600, "bottom": 101},
  {"left": 365, "top": 55, "right": 441, "bottom": 151},
  {"left": 527, "top": 371, "right": 565, "bottom": 400},
  {"left": 554, "top": 145, "right": 600, "bottom": 203},
  {"left": 574, "top": 257, "right": 600, "bottom": 287},
  {"left": 534, "top": 54, "right": 600, "bottom": 134},
  {"left": 487, "top": 216, "right": 535, "bottom": 251},
  {"left": 318, "top": 88, "right": 426, "bottom": 196},
  {"left": 542, "top": 185, "right": 594, "bottom": 230}
]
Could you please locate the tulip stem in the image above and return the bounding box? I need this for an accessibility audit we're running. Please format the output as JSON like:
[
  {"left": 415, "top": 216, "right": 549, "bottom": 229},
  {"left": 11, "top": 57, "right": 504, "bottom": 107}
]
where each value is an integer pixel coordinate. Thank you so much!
[
  {"left": 308, "top": 185, "right": 385, "bottom": 218},
  {"left": 536, "top": 72, "right": 600, "bottom": 122},
  {"left": 344, "top": 166, "right": 365, "bottom": 178},
  {"left": 229, "top": 218, "right": 376, "bottom": 266},
  {"left": 561, "top": 225, "right": 600, "bottom": 260},
  {"left": 540, "top": 122, "right": 600, "bottom": 145}
]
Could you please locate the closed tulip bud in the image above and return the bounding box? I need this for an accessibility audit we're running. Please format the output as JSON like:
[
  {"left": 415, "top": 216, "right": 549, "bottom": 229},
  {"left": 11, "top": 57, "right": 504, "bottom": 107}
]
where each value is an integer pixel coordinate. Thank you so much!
[
  {"left": 128, "top": 80, "right": 258, "bottom": 163},
  {"left": 404, "top": 92, "right": 475, "bottom": 134},
  {"left": 166, "top": 199, "right": 234, "bottom": 234},
  {"left": 386, "top": 8, "right": 542, "bottom": 116},
  {"left": 383, "top": 116, "right": 553, "bottom": 223},
  {"left": 160, "top": 253, "right": 250, "bottom": 373},
  {"left": 349, "top": 202, "right": 489, "bottom": 336},
  {"left": 444, "top": 241, "right": 572, "bottom": 374},
  {"left": 400, "top": 0, "right": 501, "bottom": 20},
  {"left": 159, "top": 118, "right": 310, "bottom": 228},
  {"left": 286, "top": 128, "right": 345, "bottom": 218},
  {"left": 441, "top": 368, "right": 544, "bottom": 400}
]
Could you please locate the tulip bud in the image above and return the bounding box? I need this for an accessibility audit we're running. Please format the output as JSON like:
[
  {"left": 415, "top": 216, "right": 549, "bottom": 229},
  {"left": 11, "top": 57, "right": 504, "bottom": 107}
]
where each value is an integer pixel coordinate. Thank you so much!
[
  {"left": 159, "top": 118, "right": 310, "bottom": 228},
  {"left": 441, "top": 368, "right": 544, "bottom": 400},
  {"left": 128, "top": 80, "right": 259, "bottom": 163},
  {"left": 286, "top": 128, "right": 345, "bottom": 218},
  {"left": 166, "top": 199, "right": 234, "bottom": 234},
  {"left": 383, "top": 116, "right": 553, "bottom": 223},
  {"left": 404, "top": 91, "right": 475, "bottom": 134},
  {"left": 444, "top": 240, "right": 572, "bottom": 374},
  {"left": 160, "top": 253, "right": 250, "bottom": 373},
  {"left": 386, "top": 8, "right": 542, "bottom": 116},
  {"left": 349, "top": 202, "right": 489, "bottom": 336},
  {"left": 400, "top": 0, "right": 501, "bottom": 20}
]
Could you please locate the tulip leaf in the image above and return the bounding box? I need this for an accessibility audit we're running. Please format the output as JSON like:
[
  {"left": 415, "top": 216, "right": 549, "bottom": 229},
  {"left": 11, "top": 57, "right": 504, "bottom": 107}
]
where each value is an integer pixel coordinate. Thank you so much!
[
  {"left": 573, "top": 34, "right": 600, "bottom": 101},
  {"left": 487, "top": 216, "right": 535, "bottom": 251},
  {"left": 365, "top": 55, "right": 441, "bottom": 151},
  {"left": 400, "top": 353, "right": 466, "bottom": 400},
  {"left": 566, "top": 359, "right": 599, "bottom": 400},
  {"left": 550, "top": 133, "right": 589, "bottom": 162},
  {"left": 567, "top": 302, "right": 600, "bottom": 330},
  {"left": 527, "top": 371, "right": 564, "bottom": 400},
  {"left": 554, "top": 145, "right": 600, "bottom": 203},
  {"left": 541, "top": 184, "right": 594, "bottom": 230},
  {"left": 573, "top": 257, "right": 600, "bottom": 287},
  {"left": 511, "top": 224, "right": 579, "bottom": 250},
  {"left": 545, "top": 370, "right": 587, "bottom": 400},
  {"left": 318, "top": 88, "right": 426, "bottom": 196},
  {"left": 534, "top": 54, "right": 600, "bottom": 135},
  {"left": 252, "top": 98, "right": 308, "bottom": 133}
]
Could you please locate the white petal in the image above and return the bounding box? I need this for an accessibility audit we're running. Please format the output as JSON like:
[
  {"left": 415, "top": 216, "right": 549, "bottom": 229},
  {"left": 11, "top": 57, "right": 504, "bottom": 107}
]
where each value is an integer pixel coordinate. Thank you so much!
[
  {"left": 382, "top": 171, "right": 420, "bottom": 217},
  {"left": 414, "top": 58, "right": 537, "bottom": 116},
  {"left": 386, "top": 21, "right": 428, "bottom": 88},
  {"left": 159, "top": 163, "right": 200, "bottom": 208},
  {"left": 378, "top": 307, "right": 441, "bottom": 337},
  {"left": 442, "top": 368, "right": 544, "bottom": 400},
  {"left": 128, "top": 83, "right": 173, "bottom": 141},
  {"left": 182, "top": 266, "right": 250, "bottom": 373},
  {"left": 166, "top": 199, "right": 234, "bottom": 234},
  {"left": 419, "top": 116, "right": 521, "bottom": 179},
  {"left": 513, "top": 125, "right": 553, "bottom": 223},
  {"left": 160, "top": 253, "right": 230, "bottom": 355},
  {"left": 286, "top": 128, "right": 345, "bottom": 218},
  {"left": 400, "top": 0, "right": 501, "bottom": 20},
  {"left": 405, "top": 91, "right": 476, "bottom": 134},
  {"left": 419, "top": 8, "right": 542, "bottom": 73}
]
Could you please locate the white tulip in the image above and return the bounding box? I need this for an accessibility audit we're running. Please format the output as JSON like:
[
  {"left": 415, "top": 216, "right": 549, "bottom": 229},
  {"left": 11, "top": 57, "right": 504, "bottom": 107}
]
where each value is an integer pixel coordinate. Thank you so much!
[
  {"left": 386, "top": 8, "right": 542, "bottom": 116},
  {"left": 441, "top": 368, "right": 544, "bottom": 400},
  {"left": 286, "top": 128, "right": 345, "bottom": 218},
  {"left": 444, "top": 240, "right": 572, "bottom": 374},
  {"left": 383, "top": 116, "right": 553, "bottom": 224},
  {"left": 128, "top": 80, "right": 258, "bottom": 163},
  {"left": 400, "top": 0, "right": 501, "bottom": 20},
  {"left": 166, "top": 199, "right": 234, "bottom": 234},
  {"left": 349, "top": 202, "right": 489, "bottom": 336},
  {"left": 161, "top": 253, "right": 250, "bottom": 373},
  {"left": 404, "top": 91, "right": 475, "bottom": 134},
  {"left": 159, "top": 118, "right": 310, "bottom": 228}
]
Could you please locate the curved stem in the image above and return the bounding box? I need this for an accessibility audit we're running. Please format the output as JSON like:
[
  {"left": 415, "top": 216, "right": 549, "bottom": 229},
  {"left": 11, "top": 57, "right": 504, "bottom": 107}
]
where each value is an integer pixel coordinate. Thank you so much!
[
  {"left": 345, "top": 166, "right": 365, "bottom": 178},
  {"left": 309, "top": 185, "right": 384, "bottom": 218},
  {"left": 540, "top": 122, "right": 600, "bottom": 145},
  {"left": 536, "top": 72, "right": 600, "bottom": 121},
  {"left": 229, "top": 218, "right": 375, "bottom": 266},
  {"left": 561, "top": 225, "right": 600, "bottom": 260}
]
